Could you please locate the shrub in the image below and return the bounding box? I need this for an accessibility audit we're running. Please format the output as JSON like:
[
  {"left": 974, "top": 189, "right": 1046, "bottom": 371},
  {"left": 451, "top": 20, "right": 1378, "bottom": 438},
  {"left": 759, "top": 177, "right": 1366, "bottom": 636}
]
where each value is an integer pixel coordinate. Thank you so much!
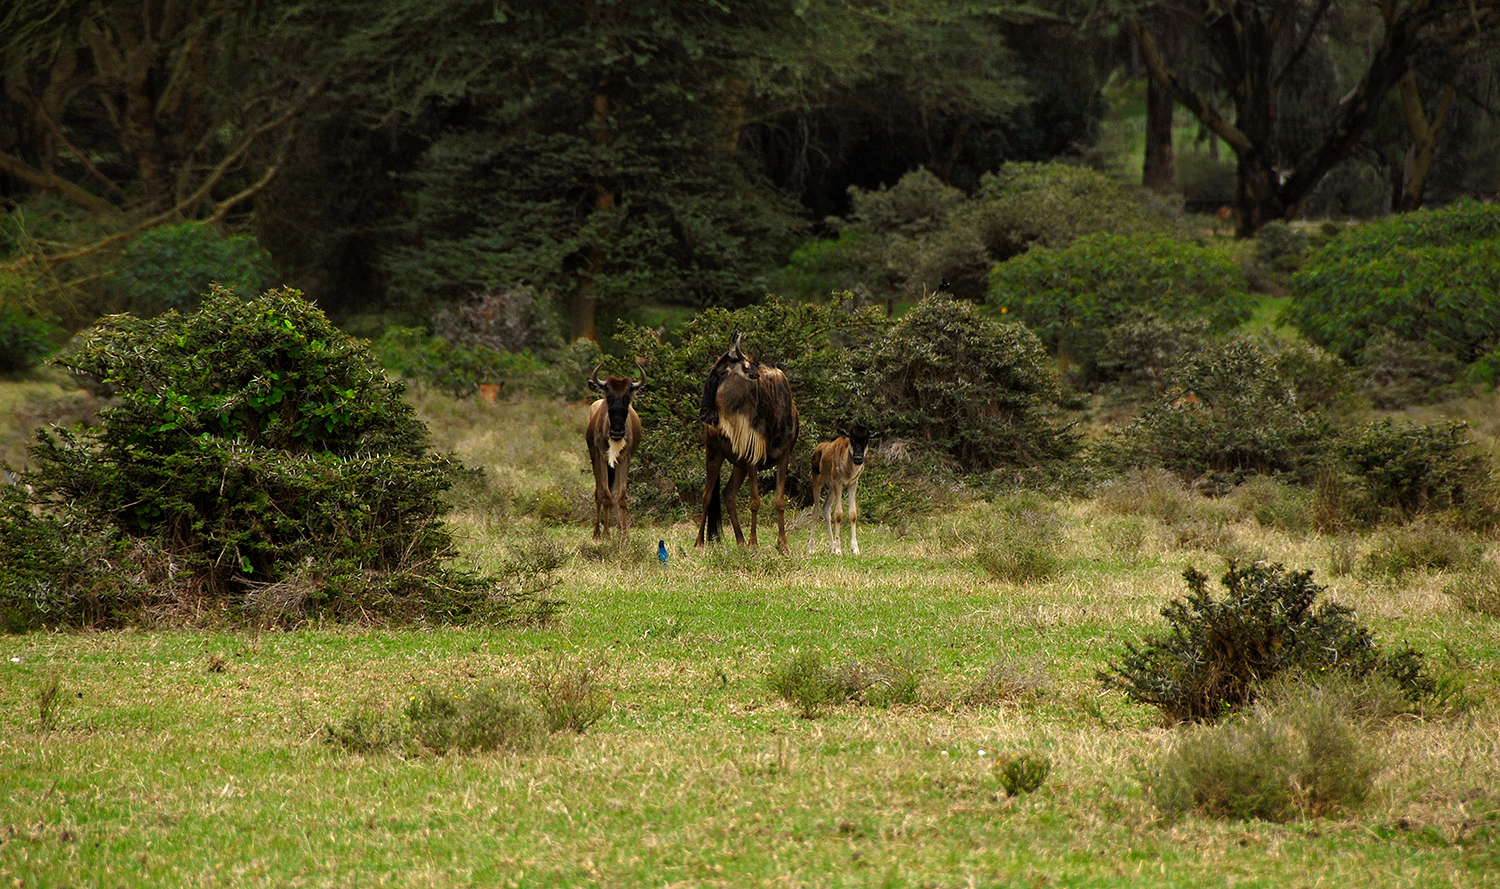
[
  {"left": 1329, "top": 419, "right": 1496, "bottom": 527},
  {"left": 1146, "top": 680, "right": 1383, "bottom": 822},
  {"left": 995, "top": 753, "right": 1052, "bottom": 797},
  {"left": 110, "top": 222, "right": 277, "bottom": 314},
  {"left": 969, "top": 494, "right": 1065, "bottom": 583},
  {"left": 25, "top": 287, "right": 530, "bottom": 626},
  {"left": 529, "top": 655, "right": 612, "bottom": 733},
  {"left": 1090, "top": 317, "right": 1216, "bottom": 396},
  {"left": 0, "top": 301, "right": 62, "bottom": 375},
  {"left": 1105, "top": 336, "right": 1335, "bottom": 490},
  {"left": 961, "top": 656, "right": 1051, "bottom": 706},
  {"left": 858, "top": 294, "right": 1078, "bottom": 471},
  {"left": 1359, "top": 522, "right": 1484, "bottom": 577},
  {"left": 1443, "top": 569, "right": 1500, "bottom": 617},
  {"left": 405, "top": 685, "right": 546, "bottom": 754},
  {"left": 989, "top": 233, "right": 1255, "bottom": 385},
  {"left": 1356, "top": 330, "right": 1465, "bottom": 409},
  {"left": 432, "top": 287, "right": 563, "bottom": 354},
  {"left": 768, "top": 650, "right": 843, "bottom": 718},
  {"left": 1286, "top": 199, "right": 1500, "bottom": 369},
  {"left": 1099, "top": 562, "right": 1433, "bottom": 724}
]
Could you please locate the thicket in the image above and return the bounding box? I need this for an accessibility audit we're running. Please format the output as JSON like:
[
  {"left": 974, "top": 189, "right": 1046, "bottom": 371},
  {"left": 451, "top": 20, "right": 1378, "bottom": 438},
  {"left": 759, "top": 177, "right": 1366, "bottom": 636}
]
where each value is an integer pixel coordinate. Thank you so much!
[
  {"left": 2, "top": 288, "right": 545, "bottom": 630},
  {"left": 988, "top": 232, "right": 1255, "bottom": 386},
  {"left": 1286, "top": 199, "right": 1500, "bottom": 379},
  {"left": 1099, "top": 562, "right": 1432, "bottom": 724},
  {"left": 1322, "top": 419, "right": 1497, "bottom": 529}
]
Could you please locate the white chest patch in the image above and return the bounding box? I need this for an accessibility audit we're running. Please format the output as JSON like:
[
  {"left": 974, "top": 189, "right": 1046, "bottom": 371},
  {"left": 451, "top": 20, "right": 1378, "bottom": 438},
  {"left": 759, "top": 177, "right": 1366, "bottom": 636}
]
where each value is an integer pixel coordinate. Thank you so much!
[
  {"left": 608, "top": 437, "right": 626, "bottom": 468},
  {"left": 719, "top": 413, "right": 767, "bottom": 465}
]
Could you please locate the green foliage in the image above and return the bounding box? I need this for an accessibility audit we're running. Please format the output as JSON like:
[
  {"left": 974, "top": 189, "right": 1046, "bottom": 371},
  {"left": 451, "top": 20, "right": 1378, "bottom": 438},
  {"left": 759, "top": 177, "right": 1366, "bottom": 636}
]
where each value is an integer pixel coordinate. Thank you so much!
[
  {"left": 989, "top": 232, "right": 1255, "bottom": 384},
  {"left": 1355, "top": 330, "right": 1466, "bottom": 410},
  {"left": 995, "top": 753, "right": 1051, "bottom": 797},
  {"left": 766, "top": 649, "right": 921, "bottom": 717},
  {"left": 1286, "top": 199, "right": 1500, "bottom": 369},
  {"left": 111, "top": 222, "right": 277, "bottom": 314},
  {"left": 1090, "top": 317, "right": 1216, "bottom": 396},
  {"left": 405, "top": 684, "right": 547, "bottom": 754},
  {"left": 372, "top": 327, "right": 548, "bottom": 396},
  {"left": 21, "top": 288, "right": 529, "bottom": 626},
  {"left": 968, "top": 495, "right": 1065, "bottom": 583},
  {"left": 0, "top": 299, "right": 62, "bottom": 375},
  {"left": 859, "top": 294, "right": 1077, "bottom": 471},
  {"left": 1099, "top": 562, "right": 1433, "bottom": 724},
  {"left": 1147, "top": 679, "right": 1384, "bottom": 822},
  {"left": 1104, "top": 336, "right": 1338, "bottom": 490},
  {"left": 1358, "top": 522, "right": 1484, "bottom": 578},
  {"left": 1329, "top": 420, "right": 1496, "bottom": 528}
]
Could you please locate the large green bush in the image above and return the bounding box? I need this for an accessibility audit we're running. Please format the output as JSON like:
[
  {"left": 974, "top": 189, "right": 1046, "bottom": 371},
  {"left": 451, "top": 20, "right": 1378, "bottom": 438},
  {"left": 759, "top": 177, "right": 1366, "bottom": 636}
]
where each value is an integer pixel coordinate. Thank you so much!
[
  {"left": 1104, "top": 335, "right": 1343, "bottom": 490},
  {"left": 859, "top": 294, "right": 1078, "bottom": 470},
  {"left": 1285, "top": 199, "right": 1500, "bottom": 372},
  {"left": 989, "top": 232, "right": 1255, "bottom": 384},
  {"left": 1328, "top": 419, "right": 1496, "bottom": 528},
  {"left": 110, "top": 222, "right": 277, "bottom": 314},
  {"left": 19, "top": 287, "right": 525, "bottom": 626},
  {"left": 1099, "top": 562, "right": 1432, "bottom": 724}
]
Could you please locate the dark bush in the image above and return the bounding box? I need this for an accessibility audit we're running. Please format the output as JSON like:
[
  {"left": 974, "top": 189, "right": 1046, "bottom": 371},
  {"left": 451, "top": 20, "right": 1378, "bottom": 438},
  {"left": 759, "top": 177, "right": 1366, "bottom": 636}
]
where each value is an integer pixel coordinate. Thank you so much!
[
  {"left": 989, "top": 233, "right": 1255, "bottom": 385},
  {"left": 110, "top": 222, "right": 277, "bottom": 314},
  {"left": 1091, "top": 317, "right": 1215, "bottom": 396},
  {"left": 21, "top": 287, "right": 532, "bottom": 626},
  {"left": 1330, "top": 419, "right": 1496, "bottom": 528},
  {"left": 859, "top": 294, "right": 1078, "bottom": 471},
  {"left": 432, "top": 287, "right": 564, "bottom": 354},
  {"left": 0, "top": 300, "right": 63, "bottom": 374},
  {"left": 1286, "top": 199, "right": 1500, "bottom": 370},
  {"left": 1104, "top": 336, "right": 1336, "bottom": 490},
  {"left": 1356, "top": 330, "right": 1465, "bottom": 410},
  {"left": 1099, "top": 562, "right": 1433, "bottom": 724}
]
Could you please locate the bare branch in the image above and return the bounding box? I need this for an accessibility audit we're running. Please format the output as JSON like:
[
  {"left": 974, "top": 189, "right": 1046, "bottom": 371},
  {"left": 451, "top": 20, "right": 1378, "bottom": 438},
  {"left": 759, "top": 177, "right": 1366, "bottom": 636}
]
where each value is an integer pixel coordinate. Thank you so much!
[
  {"left": 1128, "top": 17, "right": 1253, "bottom": 154},
  {"left": 0, "top": 150, "right": 118, "bottom": 215}
]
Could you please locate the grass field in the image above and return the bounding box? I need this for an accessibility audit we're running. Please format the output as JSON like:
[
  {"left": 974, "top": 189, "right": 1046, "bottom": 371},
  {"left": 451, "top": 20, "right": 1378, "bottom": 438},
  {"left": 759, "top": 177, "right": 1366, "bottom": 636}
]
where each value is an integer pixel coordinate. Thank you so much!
[{"left": 4, "top": 386, "right": 1500, "bottom": 887}]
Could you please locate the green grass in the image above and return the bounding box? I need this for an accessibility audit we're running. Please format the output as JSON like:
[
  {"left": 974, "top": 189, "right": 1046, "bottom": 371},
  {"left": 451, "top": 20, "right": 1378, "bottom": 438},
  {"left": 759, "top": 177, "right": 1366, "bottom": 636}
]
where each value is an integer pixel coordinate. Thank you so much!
[{"left": 3, "top": 386, "right": 1500, "bottom": 887}]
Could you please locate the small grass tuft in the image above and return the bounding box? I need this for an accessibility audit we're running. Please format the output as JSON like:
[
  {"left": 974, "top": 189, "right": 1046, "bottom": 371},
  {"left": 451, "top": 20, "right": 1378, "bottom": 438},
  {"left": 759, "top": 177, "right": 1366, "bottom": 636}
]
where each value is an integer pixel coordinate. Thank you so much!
[
  {"left": 995, "top": 752, "right": 1052, "bottom": 797},
  {"left": 35, "top": 674, "right": 62, "bottom": 732},
  {"left": 1443, "top": 568, "right": 1500, "bottom": 617},
  {"left": 529, "top": 655, "right": 612, "bottom": 733},
  {"left": 961, "top": 656, "right": 1051, "bottom": 707},
  {"left": 405, "top": 684, "right": 546, "bottom": 754},
  {"left": 1359, "top": 522, "right": 1483, "bottom": 578}
]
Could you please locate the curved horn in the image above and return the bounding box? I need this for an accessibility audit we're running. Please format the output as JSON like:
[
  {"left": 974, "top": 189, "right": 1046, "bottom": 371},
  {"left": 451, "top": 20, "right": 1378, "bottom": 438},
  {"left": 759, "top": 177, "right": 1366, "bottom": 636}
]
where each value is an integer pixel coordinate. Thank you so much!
[
  {"left": 589, "top": 362, "right": 604, "bottom": 387},
  {"left": 632, "top": 361, "right": 647, "bottom": 390},
  {"left": 729, "top": 332, "right": 744, "bottom": 359}
]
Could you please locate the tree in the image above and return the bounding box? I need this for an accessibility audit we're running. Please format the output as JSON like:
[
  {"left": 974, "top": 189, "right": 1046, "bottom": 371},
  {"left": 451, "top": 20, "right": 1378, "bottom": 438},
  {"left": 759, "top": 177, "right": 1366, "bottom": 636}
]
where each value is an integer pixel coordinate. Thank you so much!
[
  {"left": 0, "top": 0, "right": 322, "bottom": 252},
  {"left": 1116, "top": 0, "right": 1500, "bottom": 235}
]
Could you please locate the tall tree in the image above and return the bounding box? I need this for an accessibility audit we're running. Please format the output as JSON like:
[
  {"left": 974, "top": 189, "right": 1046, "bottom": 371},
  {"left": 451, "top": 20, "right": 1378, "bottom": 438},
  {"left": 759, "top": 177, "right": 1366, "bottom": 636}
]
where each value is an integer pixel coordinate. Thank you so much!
[
  {"left": 0, "top": 0, "right": 321, "bottom": 247},
  {"left": 1116, "top": 0, "right": 1500, "bottom": 235}
]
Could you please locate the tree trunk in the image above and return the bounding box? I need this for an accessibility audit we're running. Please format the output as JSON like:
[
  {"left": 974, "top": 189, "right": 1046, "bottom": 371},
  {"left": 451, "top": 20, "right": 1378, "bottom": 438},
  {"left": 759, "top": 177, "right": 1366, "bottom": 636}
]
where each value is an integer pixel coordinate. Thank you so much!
[
  {"left": 1143, "top": 76, "right": 1177, "bottom": 194},
  {"left": 1397, "top": 71, "right": 1456, "bottom": 212},
  {"left": 571, "top": 89, "right": 614, "bottom": 342}
]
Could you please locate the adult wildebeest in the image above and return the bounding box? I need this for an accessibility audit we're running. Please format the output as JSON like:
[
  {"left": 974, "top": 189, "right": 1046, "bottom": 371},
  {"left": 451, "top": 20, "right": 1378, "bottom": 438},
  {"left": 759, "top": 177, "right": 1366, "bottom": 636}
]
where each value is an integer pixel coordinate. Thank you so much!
[
  {"left": 808, "top": 426, "right": 871, "bottom": 556},
  {"left": 585, "top": 362, "right": 645, "bottom": 539},
  {"left": 695, "top": 335, "right": 799, "bottom": 552}
]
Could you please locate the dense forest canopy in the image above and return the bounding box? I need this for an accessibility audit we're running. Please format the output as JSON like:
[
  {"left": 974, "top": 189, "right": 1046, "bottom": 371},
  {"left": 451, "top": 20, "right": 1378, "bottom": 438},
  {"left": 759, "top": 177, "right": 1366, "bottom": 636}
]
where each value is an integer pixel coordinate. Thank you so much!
[{"left": 1, "top": 0, "right": 1497, "bottom": 335}]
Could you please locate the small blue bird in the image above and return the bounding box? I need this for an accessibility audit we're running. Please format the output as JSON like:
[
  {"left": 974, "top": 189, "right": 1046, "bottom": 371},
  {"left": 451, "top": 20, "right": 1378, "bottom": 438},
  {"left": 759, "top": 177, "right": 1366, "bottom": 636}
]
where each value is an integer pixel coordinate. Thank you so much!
[{"left": 658, "top": 540, "right": 668, "bottom": 566}]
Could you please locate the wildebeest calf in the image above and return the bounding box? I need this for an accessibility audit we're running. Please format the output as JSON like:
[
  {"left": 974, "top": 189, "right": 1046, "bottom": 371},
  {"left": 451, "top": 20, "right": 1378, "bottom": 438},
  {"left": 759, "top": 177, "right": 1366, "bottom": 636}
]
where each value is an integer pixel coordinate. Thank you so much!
[
  {"left": 585, "top": 362, "right": 645, "bottom": 539},
  {"left": 808, "top": 426, "right": 870, "bottom": 555}
]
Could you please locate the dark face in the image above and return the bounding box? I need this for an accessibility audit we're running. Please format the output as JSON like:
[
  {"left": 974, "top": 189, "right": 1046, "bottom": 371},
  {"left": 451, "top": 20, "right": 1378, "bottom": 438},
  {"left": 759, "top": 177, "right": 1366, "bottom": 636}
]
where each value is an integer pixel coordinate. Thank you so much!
[
  {"left": 588, "top": 364, "right": 646, "bottom": 439},
  {"left": 843, "top": 425, "right": 872, "bottom": 465}
]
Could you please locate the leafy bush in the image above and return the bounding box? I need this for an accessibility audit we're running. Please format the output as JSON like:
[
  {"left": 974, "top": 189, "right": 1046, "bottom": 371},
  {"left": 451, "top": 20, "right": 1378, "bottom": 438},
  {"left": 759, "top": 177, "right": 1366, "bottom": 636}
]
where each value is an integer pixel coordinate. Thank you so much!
[
  {"left": 1099, "top": 562, "right": 1433, "bottom": 724},
  {"left": 110, "top": 222, "right": 277, "bottom": 314},
  {"left": 1286, "top": 199, "right": 1500, "bottom": 370},
  {"left": 23, "top": 287, "right": 531, "bottom": 626},
  {"left": 1090, "top": 317, "right": 1216, "bottom": 396},
  {"left": 405, "top": 685, "right": 546, "bottom": 754},
  {"left": 1146, "top": 679, "right": 1383, "bottom": 821},
  {"left": 1329, "top": 419, "right": 1496, "bottom": 527},
  {"left": 1104, "top": 336, "right": 1337, "bottom": 490},
  {"left": 858, "top": 294, "right": 1078, "bottom": 471},
  {"left": 989, "top": 233, "right": 1255, "bottom": 385},
  {"left": 0, "top": 300, "right": 62, "bottom": 374},
  {"left": 995, "top": 753, "right": 1052, "bottom": 797}
]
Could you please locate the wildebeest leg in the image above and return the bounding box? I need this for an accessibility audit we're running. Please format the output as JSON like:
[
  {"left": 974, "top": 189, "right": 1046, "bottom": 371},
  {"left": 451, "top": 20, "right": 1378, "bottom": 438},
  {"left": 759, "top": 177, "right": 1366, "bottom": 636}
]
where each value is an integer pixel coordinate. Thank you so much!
[
  {"left": 846, "top": 476, "right": 860, "bottom": 555},
  {"left": 808, "top": 475, "right": 827, "bottom": 554},
  {"left": 696, "top": 446, "right": 727, "bottom": 547},
  {"left": 828, "top": 479, "right": 844, "bottom": 555},
  {"left": 773, "top": 452, "right": 790, "bottom": 553},
  {"left": 726, "top": 462, "right": 750, "bottom": 545},
  {"left": 592, "top": 454, "right": 610, "bottom": 540},
  {"left": 613, "top": 454, "right": 631, "bottom": 538}
]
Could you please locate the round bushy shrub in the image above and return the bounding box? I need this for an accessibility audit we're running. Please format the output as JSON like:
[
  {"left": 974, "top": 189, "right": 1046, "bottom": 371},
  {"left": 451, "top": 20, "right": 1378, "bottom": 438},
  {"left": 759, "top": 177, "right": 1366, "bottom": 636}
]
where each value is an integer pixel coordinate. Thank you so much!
[
  {"left": 989, "top": 233, "right": 1255, "bottom": 385},
  {"left": 1329, "top": 419, "right": 1496, "bottom": 528},
  {"left": 860, "top": 294, "right": 1078, "bottom": 470},
  {"left": 29, "top": 287, "right": 506, "bottom": 622},
  {"left": 1286, "top": 199, "right": 1500, "bottom": 370}
]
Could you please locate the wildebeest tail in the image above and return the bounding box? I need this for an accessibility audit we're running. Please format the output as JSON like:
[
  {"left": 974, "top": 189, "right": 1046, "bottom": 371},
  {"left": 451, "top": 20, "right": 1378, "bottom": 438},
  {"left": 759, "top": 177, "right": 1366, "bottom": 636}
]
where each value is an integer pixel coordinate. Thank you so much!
[{"left": 706, "top": 477, "right": 723, "bottom": 541}]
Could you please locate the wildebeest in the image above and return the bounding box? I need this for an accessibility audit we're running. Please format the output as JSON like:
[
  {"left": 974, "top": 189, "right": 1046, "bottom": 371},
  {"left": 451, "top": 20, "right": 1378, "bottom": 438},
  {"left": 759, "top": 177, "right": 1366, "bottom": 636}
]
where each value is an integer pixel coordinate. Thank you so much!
[
  {"left": 695, "top": 334, "right": 799, "bottom": 552},
  {"left": 585, "top": 362, "right": 645, "bottom": 539},
  {"left": 808, "top": 426, "right": 871, "bottom": 556}
]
